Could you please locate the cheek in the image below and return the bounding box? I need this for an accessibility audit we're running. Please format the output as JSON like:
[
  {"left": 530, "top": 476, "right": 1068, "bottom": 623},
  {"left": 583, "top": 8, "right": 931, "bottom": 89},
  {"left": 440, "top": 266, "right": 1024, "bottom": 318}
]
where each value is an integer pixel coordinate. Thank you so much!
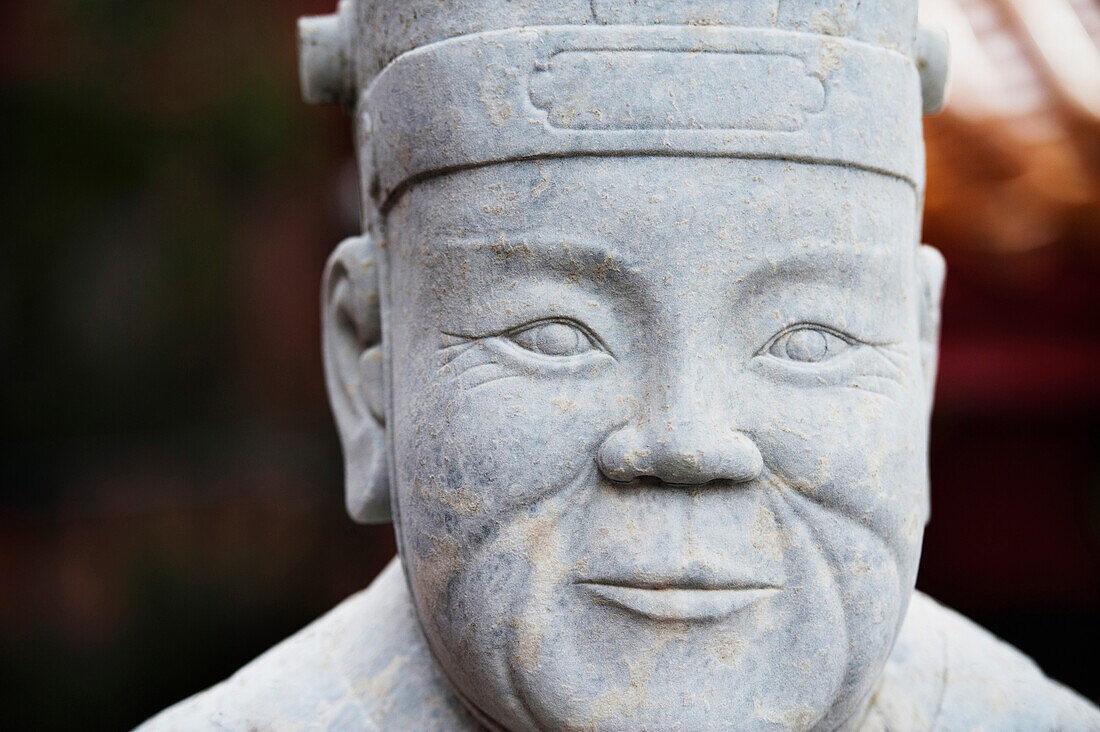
[
  {"left": 396, "top": 366, "right": 620, "bottom": 512},
  {"left": 390, "top": 329, "right": 628, "bottom": 584},
  {"left": 748, "top": 373, "right": 928, "bottom": 568}
]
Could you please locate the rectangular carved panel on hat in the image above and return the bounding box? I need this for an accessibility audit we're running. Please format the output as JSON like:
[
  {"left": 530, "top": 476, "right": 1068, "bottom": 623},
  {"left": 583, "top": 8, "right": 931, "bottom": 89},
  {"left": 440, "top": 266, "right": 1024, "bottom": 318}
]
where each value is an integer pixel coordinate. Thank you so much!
[{"left": 528, "top": 49, "right": 824, "bottom": 131}]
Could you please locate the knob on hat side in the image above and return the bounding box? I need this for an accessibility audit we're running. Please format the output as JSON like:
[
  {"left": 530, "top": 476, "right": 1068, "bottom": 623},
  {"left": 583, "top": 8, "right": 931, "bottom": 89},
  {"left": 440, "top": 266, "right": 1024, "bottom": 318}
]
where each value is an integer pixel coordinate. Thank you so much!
[
  {"left": 298, "top": 0, "right": 356, "bottom": 107},
  {"left": 919, "top": 25, "right": 951, "bottom": 114}
]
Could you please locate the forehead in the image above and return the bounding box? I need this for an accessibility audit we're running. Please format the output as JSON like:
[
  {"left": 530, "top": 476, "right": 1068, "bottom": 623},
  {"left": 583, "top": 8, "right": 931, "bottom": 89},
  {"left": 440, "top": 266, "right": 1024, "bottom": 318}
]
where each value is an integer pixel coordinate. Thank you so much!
[
  {"left": 389, "top": 155, "right": 919, "bottom": 255},
  {"left": 386, "top": 158, "right": 917, "bottom": 272}
]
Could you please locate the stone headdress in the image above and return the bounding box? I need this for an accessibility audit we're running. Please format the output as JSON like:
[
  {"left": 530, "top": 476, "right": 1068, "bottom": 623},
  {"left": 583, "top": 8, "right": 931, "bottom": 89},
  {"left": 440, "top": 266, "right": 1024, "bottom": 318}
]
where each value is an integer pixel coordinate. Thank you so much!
[{"left": 300, "top": 0, "right": 948, "bottom": 213}]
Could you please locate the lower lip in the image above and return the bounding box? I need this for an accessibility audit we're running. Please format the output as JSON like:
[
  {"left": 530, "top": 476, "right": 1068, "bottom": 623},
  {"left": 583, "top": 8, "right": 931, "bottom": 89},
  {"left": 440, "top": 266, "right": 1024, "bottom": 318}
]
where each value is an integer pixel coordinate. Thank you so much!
[{"left": 578, "top": 583, "right": 779, "bottom": 622}]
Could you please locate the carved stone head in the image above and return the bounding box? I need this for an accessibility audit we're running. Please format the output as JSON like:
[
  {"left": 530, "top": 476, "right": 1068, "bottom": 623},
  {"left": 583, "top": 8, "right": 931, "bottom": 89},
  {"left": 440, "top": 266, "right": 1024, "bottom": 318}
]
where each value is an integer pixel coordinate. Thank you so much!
[{"left": 303, "top": 1, "right": 950, "bottom": 728}]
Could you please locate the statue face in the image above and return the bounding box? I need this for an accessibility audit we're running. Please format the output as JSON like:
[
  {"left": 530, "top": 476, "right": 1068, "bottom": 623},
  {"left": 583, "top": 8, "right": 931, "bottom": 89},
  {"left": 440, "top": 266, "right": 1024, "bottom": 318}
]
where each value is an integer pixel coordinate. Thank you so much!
[{"left": 382, "top": 157, "right": 932, "bottom": 730}]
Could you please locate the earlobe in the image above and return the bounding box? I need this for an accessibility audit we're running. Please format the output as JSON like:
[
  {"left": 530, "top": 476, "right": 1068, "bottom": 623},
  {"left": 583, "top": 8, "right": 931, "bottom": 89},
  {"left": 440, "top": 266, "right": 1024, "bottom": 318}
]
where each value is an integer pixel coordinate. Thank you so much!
[
  {"left": 917, "top": 244, "right": 947, "bottom": 407},
  {"left": 322, "top": 235, "right": 391, "bottom": 524}
]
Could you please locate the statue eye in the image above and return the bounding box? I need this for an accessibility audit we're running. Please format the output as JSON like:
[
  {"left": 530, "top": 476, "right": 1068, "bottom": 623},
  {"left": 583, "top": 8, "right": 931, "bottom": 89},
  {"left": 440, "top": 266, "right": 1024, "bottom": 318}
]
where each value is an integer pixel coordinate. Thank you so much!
[
  {"left": 765, "top": 325, "right": 854, "bottom": 364},
  {"left": 506, "top": 320, "right": 603, "bottom": 358}
]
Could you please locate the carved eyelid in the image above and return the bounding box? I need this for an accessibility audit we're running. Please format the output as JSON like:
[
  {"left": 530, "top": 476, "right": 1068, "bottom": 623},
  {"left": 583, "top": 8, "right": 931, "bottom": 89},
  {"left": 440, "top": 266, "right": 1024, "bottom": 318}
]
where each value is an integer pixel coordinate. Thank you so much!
[
  {"left": 503, "top": 317, "right": 612, "bottom": 357},
  {"left": 755, "top": 322, "right": 862, "bottom": 357}
]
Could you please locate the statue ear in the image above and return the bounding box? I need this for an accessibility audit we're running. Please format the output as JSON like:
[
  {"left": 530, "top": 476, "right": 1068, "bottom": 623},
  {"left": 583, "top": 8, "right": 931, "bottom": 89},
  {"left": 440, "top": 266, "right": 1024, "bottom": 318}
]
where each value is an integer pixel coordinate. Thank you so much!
[
  {"left": 322, "top": 235, "right": 391, "bottom": 524},
  {"left": 917, "top": 244, "right": 947, "bottom": 409}
]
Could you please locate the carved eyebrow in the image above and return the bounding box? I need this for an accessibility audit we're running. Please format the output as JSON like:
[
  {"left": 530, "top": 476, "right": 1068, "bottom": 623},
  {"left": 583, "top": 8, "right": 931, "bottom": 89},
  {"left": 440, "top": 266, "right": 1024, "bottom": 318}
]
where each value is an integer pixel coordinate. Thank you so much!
[
  {"left": 738, "top": 244, "right": 897, "bottom": 286},
  {"left": 436, "top": 235, "right": 643, "bottom": 289}
]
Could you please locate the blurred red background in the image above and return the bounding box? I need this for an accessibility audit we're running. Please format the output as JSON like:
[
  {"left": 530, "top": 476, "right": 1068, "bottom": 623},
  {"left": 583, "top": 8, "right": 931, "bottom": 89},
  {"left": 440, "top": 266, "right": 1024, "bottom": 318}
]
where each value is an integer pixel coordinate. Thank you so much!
[{"left": 1, "top": 1, "right": 1097, "bottom": 729}]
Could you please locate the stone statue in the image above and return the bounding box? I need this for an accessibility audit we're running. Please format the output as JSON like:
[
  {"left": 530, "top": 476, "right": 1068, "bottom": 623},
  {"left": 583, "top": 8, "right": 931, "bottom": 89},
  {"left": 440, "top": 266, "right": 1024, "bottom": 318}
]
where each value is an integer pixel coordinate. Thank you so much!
[{"left": 141, "top": 1, "right": 1100, "bottom": 729}]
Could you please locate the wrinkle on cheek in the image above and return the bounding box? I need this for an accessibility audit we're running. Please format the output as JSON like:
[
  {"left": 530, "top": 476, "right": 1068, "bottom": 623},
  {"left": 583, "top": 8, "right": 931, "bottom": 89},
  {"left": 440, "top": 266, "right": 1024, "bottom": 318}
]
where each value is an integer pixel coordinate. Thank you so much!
[
  {"left": 435, "top": 339, "right": 515, "bottom": 394},
  {"left": 493, "top": 477, "right": 602, "bottom": 675},
  {"left": 751, "top": 505, "right": 795, "bottom": 561},
  {"left": 412, "top": 532, "right": 464, "bottom": 629},
  {"left": 844, "top": 343, "right": 920, "bottom": 400},
  {"left": 509, "top": 508, "right": 567, "bottom": 675}
]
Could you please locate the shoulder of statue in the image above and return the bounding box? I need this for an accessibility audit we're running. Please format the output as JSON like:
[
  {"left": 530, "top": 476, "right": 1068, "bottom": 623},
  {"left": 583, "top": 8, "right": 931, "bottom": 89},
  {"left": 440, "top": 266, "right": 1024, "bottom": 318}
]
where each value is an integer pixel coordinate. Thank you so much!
[
  {"left": 862, "top": 591, "right": 1100, "bottom": 730},
  {"left": 134, "top": 558, "right": 481, "bottom": 731}
]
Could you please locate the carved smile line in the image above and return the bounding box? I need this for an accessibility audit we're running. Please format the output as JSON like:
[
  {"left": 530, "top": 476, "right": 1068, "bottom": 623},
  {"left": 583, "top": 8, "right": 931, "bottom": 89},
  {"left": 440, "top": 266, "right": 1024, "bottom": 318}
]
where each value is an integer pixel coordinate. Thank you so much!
[{"left": 576, "top": 581, "right": 780, "bottom": 622}]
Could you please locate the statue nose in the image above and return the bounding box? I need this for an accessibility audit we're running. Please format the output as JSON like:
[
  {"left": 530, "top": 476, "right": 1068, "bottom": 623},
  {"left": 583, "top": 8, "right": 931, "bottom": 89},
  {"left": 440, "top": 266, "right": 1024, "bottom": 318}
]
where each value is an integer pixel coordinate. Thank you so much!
[{"left": 597, "top": 421, "right": 764, "bottom": 486}]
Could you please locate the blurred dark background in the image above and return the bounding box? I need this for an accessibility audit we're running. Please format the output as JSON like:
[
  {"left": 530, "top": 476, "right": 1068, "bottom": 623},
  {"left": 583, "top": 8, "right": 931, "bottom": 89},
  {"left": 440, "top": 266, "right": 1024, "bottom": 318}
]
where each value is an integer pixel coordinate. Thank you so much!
[{"left": 1, "top": 1, "right": 1098, "bottom": 729}]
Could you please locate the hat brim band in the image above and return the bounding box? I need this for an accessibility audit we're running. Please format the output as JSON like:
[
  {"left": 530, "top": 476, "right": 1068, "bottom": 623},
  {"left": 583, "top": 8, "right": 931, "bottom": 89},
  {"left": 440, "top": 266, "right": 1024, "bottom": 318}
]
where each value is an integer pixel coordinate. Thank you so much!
[{"left": 361, "top": 25, "right": 924, "bottom": 209}]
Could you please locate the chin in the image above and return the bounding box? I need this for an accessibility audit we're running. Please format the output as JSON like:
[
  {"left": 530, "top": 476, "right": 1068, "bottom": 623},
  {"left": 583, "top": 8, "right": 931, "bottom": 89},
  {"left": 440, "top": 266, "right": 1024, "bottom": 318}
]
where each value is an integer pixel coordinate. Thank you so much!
[
  {"left": 503, "top": 600, "right": 850, "bottom": 731},
  {"left": 460, "top": 557, "right": 893, "bottom": 730},
  {"left": 500, "top": 579, "right": 900, "bottom": 731}
]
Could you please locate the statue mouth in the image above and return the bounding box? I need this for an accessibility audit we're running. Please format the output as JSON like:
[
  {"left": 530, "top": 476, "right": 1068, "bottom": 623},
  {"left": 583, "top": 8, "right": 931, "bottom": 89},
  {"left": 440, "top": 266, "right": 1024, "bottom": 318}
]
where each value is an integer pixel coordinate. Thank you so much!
[{"left": 576, "top": 580, "right": 780, "bottom": 622}]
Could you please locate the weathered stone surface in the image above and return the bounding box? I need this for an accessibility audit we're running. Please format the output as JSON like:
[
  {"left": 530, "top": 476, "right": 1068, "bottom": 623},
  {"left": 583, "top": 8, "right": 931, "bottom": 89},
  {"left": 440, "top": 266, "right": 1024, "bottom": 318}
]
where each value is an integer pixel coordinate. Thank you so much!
[{"left": 140, "top": 1, "right": 1099, "bottom": 729}]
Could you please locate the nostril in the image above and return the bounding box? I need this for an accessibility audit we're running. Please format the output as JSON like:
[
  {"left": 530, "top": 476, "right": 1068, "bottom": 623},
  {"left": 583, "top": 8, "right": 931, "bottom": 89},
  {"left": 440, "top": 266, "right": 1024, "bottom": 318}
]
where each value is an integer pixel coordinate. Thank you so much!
[
  {"left": 596, "top": 427, "right": 651, "bottom": 482},
  {"left": 721, "top": 435, "right": 764, "bottom": 483}
]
